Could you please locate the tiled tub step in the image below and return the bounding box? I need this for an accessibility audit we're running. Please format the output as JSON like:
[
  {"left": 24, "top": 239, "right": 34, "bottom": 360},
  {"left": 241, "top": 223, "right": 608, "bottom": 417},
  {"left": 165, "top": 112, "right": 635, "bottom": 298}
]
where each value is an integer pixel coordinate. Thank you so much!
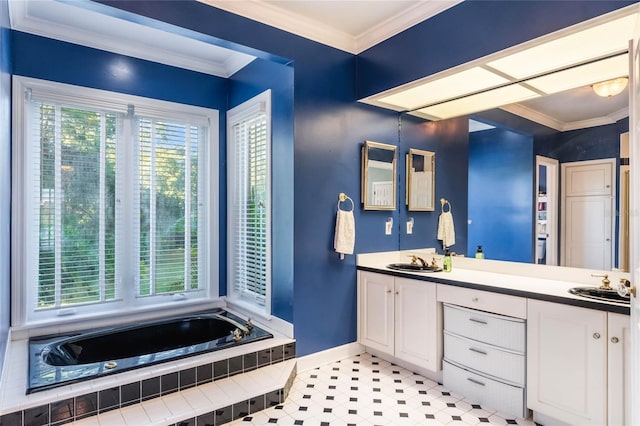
[
  {"left": 73, "top": 359, "right": 297, "bottom": 426},
  {"left": 0, "top": 338, "right": 296, "bottom": 426}
]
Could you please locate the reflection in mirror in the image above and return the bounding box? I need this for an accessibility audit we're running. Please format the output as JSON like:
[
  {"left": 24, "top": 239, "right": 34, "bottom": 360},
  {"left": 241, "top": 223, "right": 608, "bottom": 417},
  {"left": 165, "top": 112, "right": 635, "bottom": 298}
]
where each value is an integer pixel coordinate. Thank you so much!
[
  {"left": 406, "top": 149, "right": 435, "bottom": 211},
  {"left": 362, "top": 140, "right": 397, "bottom": 210},
  {"left": 397, "top": 81, "right": 628, "bottom": 270},
  {"left": 535, "top": 156, "right": 559, "bottom": 266}
]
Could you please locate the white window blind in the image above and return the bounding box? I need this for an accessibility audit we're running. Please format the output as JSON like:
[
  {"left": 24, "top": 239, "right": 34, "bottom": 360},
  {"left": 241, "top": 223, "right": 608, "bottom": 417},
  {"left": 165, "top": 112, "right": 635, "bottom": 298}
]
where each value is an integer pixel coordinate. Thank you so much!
[
  {"left": 227, "top": 90, "right": 271, "bottom": 313},
  {"left": 137, "top": 118, "right": 203, "bottom": 296},
  {"left": 14, "top": 77, "right": 217, "bottom": 326},
  {"left": 28, "top": 99, "right": 118, "bottom": 309}
]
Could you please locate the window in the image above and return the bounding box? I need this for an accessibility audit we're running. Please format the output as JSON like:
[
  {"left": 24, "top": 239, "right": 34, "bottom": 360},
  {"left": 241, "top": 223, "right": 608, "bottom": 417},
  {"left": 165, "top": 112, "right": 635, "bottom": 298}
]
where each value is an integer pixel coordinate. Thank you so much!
[
  {"left": 227, "top": 90, "right": 271, "bottom": 315},
  {"left": 12, "top": 77, "right": 218, "bottom": 326}
]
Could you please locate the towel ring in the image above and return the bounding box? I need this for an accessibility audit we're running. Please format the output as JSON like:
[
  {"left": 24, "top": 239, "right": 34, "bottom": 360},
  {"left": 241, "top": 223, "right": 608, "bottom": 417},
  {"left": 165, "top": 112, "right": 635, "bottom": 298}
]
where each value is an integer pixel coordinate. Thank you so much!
[
  {"left": 338, "top": 192, "right": 354, "bottom": 212},
  {"left": 440, "top": 197, "right": 451, "bottom": 213}
]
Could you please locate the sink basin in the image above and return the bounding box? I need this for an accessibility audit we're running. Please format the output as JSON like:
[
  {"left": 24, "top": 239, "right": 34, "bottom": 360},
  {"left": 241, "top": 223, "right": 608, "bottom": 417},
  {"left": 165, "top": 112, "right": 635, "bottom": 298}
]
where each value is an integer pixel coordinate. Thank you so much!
[
  {"left": 387, "top": 263, "right": 442, "bottom": 273},
  {"left": 569, "top": 287, "right": 630, "bottom": 304}
]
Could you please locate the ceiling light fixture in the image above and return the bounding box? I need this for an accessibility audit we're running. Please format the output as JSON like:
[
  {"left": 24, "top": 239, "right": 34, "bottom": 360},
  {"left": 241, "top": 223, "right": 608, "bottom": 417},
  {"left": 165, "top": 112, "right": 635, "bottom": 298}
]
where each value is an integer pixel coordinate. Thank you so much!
[{"left": 592, "top": 77, "right": 628, "bottom": 97}]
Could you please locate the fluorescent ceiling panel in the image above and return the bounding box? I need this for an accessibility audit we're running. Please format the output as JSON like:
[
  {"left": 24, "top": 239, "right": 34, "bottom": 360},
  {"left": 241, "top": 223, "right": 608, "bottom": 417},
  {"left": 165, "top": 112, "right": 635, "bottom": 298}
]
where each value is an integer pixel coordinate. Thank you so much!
[
  {"left": 377, "top": 67, "right": 510, "bottom": 110},
  {"left": 416, "top": 84, "right": 540, "bottom": 120},
  {"left": 526, "top": 54, "right": 628, "bottom": 94},
  {"left": 487, "top": 13, "right": 636, "bottom": 80}
]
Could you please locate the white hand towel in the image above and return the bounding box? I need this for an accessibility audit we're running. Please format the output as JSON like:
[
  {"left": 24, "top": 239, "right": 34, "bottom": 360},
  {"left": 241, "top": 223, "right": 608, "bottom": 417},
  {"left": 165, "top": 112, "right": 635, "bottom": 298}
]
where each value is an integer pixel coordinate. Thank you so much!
[
  {"left": 437, "top": 211, "right": 455, "bottom": 248},
  {"left": 334, "top": 209, "right": 355, "bottom": 257}
]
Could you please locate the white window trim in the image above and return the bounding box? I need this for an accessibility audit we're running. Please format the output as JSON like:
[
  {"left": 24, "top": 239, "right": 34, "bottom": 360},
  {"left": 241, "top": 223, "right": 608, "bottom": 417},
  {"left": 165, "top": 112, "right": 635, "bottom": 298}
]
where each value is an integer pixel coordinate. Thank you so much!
[
  {"left": 226, "top": 90, "right": 272, "bottom": 318},
  {"left": 11, "top": 76, "right": 220, "bottom": 330}
]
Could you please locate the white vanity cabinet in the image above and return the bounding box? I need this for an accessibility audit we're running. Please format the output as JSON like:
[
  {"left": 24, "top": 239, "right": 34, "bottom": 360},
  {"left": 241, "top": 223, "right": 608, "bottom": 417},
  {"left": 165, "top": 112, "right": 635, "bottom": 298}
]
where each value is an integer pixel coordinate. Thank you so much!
[
  {"left": 527, "top": 300, "right": 630, "bottom": 425},
  {"left": 357, "top": 271, "right": 441, "bottom": 373}
]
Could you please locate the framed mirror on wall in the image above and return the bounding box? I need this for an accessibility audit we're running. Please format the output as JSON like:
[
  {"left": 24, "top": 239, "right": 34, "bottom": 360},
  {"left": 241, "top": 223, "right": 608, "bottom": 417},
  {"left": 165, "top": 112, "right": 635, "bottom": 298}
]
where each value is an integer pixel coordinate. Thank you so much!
[
  {"left": 361, "top": 140, "right": 397, "bottom": 210},
  {"left": 406, "top": 148, "right": 435, "bottom": 211}
]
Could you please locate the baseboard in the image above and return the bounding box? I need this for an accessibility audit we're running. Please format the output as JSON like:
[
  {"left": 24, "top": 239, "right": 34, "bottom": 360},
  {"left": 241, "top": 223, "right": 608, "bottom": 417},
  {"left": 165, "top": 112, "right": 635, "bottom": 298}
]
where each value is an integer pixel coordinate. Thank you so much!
[{"left": 296, "top": 342, "right": 365, "bottom": 372}]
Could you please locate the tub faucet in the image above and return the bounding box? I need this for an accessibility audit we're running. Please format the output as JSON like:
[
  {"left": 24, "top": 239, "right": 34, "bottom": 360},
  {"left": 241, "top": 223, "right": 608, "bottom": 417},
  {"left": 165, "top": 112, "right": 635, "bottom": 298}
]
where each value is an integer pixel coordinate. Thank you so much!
[{"left": 232, "top": 328, "right": 243, "bottom": 342}]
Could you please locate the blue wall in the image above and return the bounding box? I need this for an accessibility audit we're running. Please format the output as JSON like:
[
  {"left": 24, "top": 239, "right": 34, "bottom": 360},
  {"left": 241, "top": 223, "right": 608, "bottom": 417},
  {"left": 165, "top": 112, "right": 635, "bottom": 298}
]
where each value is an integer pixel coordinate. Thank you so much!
[
  {"left": 399, "top": 115, "right": 469, "bottom": 255},
  {"left": 0, "top": 0, "right": 11, "bottom": 375},
  {"left": 468, "top": 128, "right": 534, "bottom": 262},
  {"left": 535, "top": 119, "right": 628, "bottom": 163},
  {"left": 229, "top": 58, "right": 295, "bottom": 321}
]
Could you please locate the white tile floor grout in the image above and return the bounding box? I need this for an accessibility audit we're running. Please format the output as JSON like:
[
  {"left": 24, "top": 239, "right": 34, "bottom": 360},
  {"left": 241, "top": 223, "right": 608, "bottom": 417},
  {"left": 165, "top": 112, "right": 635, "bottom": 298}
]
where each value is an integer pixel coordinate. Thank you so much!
[{"left": 228, "top": 353, "right": 537, "bottom": 426}]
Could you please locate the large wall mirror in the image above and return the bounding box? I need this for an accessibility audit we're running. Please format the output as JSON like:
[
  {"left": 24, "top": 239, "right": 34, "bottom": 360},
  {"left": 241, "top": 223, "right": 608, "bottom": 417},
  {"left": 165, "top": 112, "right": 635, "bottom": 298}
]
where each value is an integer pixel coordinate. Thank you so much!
[
  {"left": 406, "top": 148, "right": 435, "bottom": 211},
  {"left": 392, "top": 6, "right": 633, "bottom": 272},
  {"left": 361, "top": 140, "right": 397, "bottom": 210}
]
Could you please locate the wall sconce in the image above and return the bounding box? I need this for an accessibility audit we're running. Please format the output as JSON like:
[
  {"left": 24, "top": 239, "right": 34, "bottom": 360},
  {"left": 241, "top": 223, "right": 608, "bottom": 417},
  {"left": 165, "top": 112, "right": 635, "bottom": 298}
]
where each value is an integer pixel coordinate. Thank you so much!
[{"left": 592, "top": 77, "right": 628, "bottom": 97}]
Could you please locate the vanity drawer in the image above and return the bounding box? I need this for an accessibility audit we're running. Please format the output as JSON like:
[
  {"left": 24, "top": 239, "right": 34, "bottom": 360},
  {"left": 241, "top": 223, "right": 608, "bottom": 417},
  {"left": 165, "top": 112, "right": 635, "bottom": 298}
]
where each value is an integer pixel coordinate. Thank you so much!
[
  {"left": 437, "top": 285, "right": 526, "bottom": 319},
  {"left": 444, "top": 331, "right": 525, "bottom": 385},
  {"left": 443, "top": 360, "right": 527, "bottom": 419},
  {"left": 444, "top": 304, "right": 525, "bottom": 352}
]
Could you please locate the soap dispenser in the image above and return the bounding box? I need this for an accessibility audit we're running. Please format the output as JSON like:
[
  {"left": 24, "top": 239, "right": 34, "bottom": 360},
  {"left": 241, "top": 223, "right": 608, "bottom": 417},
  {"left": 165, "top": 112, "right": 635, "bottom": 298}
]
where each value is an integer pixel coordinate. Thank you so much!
[
  {"left": 443, "top": 248, "right": 452, "bottom": 272},
  {"left": 475, "top": 245, "right": 484, "bottom": 259}
]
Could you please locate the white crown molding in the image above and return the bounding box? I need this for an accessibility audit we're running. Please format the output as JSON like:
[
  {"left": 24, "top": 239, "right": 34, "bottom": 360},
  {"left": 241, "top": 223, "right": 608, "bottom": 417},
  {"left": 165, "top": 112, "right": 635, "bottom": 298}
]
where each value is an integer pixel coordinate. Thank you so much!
[
  {"left": 561, "top": 116, "right": 616, "bottom": 131},
  {"left": 199, "top": 0, "right": 358, "bottom": 53},
  {"left": 354, "top": 0, "right": 463, "bottom": 54},
  {"left": 610, "top": 106, "right": 630, "bottom": 122},
  {"left": 503, "top": 102, "right": 629, "bottom": 132},
  {"left": 500, "top": 103, "right": 565, "bottom": 131},
  {"left": 198, "top": 0, "right": 461, "bottom": 54},
  {"left": 9, "top": 0, "right": 255, "bottom": 78}
]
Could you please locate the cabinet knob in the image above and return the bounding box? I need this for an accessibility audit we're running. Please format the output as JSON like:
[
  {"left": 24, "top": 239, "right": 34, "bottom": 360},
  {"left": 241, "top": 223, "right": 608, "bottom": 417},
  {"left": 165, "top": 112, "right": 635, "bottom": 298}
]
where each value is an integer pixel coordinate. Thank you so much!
[
  {"left": 593, "top": 332, "right": 601, "bottom": 340},
  {"left": 611, "top": 336, "right": 619, "bottom": 344},
  {"left": 395, "top": 291, "right": 399, "bottom": 295},
  {"left": 472, "top": 297, "right": 479, "bottom": 302},
  {"left": 387, "top": 290, "right": 392, "bottom": 294}
]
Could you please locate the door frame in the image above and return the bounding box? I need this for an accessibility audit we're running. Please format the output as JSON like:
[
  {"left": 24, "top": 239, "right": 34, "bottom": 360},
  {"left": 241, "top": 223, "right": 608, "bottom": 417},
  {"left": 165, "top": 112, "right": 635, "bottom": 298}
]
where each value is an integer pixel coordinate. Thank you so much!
[
  {"left": 627, "top": 28, "right": 640, "bottom": 425},
  {"left": 535, "top": 156, "right": 559, "bottom": 265}
]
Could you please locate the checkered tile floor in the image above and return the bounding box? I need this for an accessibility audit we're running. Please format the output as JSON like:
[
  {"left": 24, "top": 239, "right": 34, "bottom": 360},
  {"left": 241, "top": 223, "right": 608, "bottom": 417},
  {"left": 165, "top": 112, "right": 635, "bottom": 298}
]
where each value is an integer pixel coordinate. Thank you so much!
[{"left": 228, "top": 353, "right": 536, "bottom": 425}]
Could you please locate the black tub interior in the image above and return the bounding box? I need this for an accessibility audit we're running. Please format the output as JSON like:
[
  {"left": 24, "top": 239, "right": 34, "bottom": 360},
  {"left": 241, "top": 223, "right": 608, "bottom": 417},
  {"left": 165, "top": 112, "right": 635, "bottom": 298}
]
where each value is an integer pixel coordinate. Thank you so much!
[{"left": 28, "top": 309, "right": 273, "bottom": 393}]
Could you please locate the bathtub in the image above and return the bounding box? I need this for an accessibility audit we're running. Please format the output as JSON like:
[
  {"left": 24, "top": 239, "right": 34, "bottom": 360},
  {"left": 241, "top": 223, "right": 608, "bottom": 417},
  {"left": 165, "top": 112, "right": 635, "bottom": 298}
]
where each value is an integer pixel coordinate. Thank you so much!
[{"left": 28, "top": 309, "right": 273, "bottom": 393}]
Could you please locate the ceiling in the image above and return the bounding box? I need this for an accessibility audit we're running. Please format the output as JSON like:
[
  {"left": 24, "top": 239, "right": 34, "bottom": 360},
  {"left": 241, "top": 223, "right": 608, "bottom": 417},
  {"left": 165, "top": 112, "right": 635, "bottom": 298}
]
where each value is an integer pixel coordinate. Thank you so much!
[{"left": 10, "top": 0, "right": 633, "bottom": 131}]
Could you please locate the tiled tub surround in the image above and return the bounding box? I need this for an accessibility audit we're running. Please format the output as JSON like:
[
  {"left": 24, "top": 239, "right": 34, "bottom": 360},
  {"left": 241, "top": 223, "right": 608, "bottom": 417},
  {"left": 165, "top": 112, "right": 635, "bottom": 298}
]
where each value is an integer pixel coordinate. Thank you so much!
[
  {"left": 29, "top": 309, "right": 273, "bottom": 393},
  {"left": 0, "top": 328, "right": 295, "bottom": 425}
]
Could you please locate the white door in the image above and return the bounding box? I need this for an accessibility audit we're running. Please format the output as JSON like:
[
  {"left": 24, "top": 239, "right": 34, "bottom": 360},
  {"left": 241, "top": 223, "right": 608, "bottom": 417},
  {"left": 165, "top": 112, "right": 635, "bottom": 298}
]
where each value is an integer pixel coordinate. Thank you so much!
[
  {"left": 561, "top": 159, "right": 615, "bottom": 269},
  {"left": 564, "top": 196, "right": 613, "bottom": 269},
  {"left": 628, "top": 18, "right": 640, "bottom": 425}
]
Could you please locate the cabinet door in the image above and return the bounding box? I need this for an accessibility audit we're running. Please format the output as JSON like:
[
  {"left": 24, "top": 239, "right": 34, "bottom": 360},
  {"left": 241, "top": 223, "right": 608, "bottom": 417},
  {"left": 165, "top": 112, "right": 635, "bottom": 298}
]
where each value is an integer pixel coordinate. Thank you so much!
[
  {"left": 527, "top": 300, "right": 607, "bottom": 425},
  {"left": 394, "top": 277, "right": 440, "bottom": 371},
  {"left": 358, "top": 271, "right": 394, "bottom": 355},
  {"left": 608, "top": 313, "right": 631, "bottom": 426}
]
